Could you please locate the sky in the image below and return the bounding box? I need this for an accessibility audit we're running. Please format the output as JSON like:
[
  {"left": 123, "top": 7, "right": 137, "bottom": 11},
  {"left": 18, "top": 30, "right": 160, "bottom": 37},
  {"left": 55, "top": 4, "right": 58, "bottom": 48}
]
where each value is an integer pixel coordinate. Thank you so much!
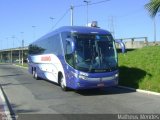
[{"left": 0, "top": 0, "right": 159, "bottom": 50}]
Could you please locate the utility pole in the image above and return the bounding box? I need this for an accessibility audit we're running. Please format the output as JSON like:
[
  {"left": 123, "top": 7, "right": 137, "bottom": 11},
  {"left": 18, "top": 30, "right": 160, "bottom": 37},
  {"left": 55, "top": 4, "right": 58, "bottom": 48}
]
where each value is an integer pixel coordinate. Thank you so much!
[
  {"left": 19, "top": 46, "right": 21, "bottom": 64},
  {"left": 153, "top": 17, "right": 156, "bottom": 43},
  {"left": 0, "top": 38, "right": 2, "bottom": 50},
  {"left": 12, "top": 36, "right": 15, "bottom": 48},
  {"left": 22, "top": 39, "right": 24, "bottom": 66},
  {"left": 21, "top": 32, "right": 24, "bottom": 66},
  {"left": 11, "top": 35, "right": 15, "bottom": 63},
  {"left": 50, "top": 17, "right": 55, "bottom": 29},
  {"left": 84, "top": 0, "right": 91, "bottom": 26},
  {"left": 6, "top": 37, "right": 8, "bottom": 49},
  {"left": 108, "top": 16, "right": 115, "bottom": 38},
  {"left": 10, "top": 49, "right": 12, "bottom": 63},
  {"left": 70, "top": 5, "right": 74, "bottom": 26}
]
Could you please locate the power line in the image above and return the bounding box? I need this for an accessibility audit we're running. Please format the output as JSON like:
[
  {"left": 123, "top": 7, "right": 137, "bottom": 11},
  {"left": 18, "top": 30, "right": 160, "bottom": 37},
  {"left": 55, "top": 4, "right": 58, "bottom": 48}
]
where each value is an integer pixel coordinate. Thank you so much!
[
  {"left": 74, "top": 0, "right": 110, "bottom": 8},
  {"left": 52, "top": 0, "right": 110, "bottom": 29},
  {"left": 88, "top": 0, "right": 110, "bottom": 6},
  {"left": 52, "top": 8, "right": 70, "bottom": 29}
]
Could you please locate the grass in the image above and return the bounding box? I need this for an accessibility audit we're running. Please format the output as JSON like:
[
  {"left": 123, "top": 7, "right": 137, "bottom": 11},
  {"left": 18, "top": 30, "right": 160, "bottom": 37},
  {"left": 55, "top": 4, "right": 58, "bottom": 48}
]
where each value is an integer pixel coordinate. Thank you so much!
[
  {"left": 118, "top": 46, "right": 160, "bottom": 92},
  {"left": 15, "top": 63, "right": 28, "bottom": 68}
]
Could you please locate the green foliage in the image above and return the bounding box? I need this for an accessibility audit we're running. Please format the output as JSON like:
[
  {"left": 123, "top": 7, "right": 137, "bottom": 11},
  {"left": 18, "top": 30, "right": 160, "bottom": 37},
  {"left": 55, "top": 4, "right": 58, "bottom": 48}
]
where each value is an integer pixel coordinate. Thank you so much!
[
  {"left": 15, "top": 63, "right": 28, "bottom": 68},
  {"left": 145, "top": 0, "right": 160, "bottom": 17},
  {"left": 119, "top": 46, "right": 160, "bottom": 92}
]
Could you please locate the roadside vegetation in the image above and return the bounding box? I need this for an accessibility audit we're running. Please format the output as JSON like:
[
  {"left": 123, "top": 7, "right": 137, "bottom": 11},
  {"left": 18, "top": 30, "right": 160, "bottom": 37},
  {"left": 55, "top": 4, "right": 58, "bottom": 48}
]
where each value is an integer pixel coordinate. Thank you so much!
[
  {"left": 119, "top": 46, "right": 160, "bottom": 92},
  {"left": 15, "top": 63, "right": 28, "bottom": 68},
  {"left": 145, "top": 0, "right": 160, "bottom": 18}
]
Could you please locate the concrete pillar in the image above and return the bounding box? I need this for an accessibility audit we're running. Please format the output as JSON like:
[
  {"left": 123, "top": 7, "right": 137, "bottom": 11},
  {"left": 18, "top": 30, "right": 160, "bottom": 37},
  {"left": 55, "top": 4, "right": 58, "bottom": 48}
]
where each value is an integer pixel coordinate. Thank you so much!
[
  {"left": 144, "top": 37, "right": 148, "bottom": 46},
  {"left": 131, "top": 38, "right": 134, "bottom": 48},
  {"left": 10, "top": 50, "right": 12, "bottom": 63},
  {"left": 0, "top": 52, "right": 2, "bottom": 62},
  {"left": 19, "top": 49, "right": 21, "bottom": 64}
]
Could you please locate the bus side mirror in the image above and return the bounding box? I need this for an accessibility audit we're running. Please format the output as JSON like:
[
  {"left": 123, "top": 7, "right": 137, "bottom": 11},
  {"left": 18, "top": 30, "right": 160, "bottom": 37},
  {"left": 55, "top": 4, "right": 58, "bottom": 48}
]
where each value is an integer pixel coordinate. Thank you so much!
[
  {"left": 66, "top": 38, "right": 75, "bottom": 54},
  {"left": 115, "top": 39, "right": 126, "bottom": 53}
]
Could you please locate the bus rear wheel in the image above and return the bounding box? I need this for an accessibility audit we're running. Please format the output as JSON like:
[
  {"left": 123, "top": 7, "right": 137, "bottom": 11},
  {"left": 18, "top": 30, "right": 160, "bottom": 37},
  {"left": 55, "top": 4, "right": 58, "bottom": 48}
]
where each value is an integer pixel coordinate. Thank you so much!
[{"left": 33, "top": 68, "right": 39, "bottom": 80}]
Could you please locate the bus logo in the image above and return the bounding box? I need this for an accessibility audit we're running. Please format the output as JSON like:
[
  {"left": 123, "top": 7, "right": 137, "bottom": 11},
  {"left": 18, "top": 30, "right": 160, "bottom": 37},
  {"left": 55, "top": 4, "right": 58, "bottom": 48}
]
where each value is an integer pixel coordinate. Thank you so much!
[{"left": 41, "top": 56, "right": 51, "bottom": 61}]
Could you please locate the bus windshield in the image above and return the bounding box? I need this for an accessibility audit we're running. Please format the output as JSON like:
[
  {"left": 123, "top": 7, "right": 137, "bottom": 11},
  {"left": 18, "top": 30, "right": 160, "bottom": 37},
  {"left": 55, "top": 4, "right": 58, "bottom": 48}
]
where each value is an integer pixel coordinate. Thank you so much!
[{"left": 65, "top": 34, "right": 118, "bottom": 73}]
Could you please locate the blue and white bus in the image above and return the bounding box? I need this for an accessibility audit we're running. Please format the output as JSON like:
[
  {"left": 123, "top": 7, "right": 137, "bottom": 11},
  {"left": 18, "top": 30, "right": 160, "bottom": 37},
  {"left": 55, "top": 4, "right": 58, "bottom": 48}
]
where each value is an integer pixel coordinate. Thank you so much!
[{"left": 28, "top": 26, "right": 119, "bottom": 91}]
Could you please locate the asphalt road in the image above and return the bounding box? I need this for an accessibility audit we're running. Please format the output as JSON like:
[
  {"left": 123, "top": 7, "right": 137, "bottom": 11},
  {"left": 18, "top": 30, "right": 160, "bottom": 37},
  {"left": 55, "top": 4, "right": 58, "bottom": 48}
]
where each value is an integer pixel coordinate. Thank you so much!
[{"left": 0, "top": 64, "right": 160, "bottom": 120}]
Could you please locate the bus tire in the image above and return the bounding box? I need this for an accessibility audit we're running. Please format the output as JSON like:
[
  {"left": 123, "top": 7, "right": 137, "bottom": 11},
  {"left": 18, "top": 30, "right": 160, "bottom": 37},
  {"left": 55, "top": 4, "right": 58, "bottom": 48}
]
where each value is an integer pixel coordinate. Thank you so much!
[
  {"left": 59, "top": 73, "right": 67, "bottom": 91},
  {"left": 33, "top": 68, "right": 39, "bottom": 80}
]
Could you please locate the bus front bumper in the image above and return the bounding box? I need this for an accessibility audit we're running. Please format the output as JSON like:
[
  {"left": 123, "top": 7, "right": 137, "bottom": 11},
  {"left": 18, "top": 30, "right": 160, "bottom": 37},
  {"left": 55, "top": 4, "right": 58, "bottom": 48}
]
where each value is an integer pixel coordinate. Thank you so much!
[{"left": 73, "top": 74, "right": 119, "bottom": 90}]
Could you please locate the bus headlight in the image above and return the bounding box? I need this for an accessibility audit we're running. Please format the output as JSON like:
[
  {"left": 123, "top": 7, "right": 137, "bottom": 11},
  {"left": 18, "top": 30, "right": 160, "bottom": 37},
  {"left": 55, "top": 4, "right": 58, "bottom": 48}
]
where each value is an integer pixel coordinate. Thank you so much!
[
  {"left": 115, "top": 73, "right": 119, "bottom": 78},
  {"left": 78, "top": 75, "right": 88, "bottom": 80}
]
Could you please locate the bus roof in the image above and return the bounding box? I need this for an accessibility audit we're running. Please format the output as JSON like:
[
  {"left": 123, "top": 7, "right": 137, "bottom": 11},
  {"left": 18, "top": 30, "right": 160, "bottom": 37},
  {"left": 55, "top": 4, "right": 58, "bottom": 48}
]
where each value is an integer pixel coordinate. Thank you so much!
[
  {"left": 35, "top": 26, "right": 111, "bottom": 43},
  {"left": 56, "top": 26, "right": 111, "bottom": 35}
]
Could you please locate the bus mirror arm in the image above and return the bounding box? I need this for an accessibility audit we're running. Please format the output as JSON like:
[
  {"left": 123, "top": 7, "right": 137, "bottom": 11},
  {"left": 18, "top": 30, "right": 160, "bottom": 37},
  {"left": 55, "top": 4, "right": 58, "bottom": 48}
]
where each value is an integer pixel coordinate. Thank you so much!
[{"left": 115, "top": 39, "right": 126, "bottom": 53}]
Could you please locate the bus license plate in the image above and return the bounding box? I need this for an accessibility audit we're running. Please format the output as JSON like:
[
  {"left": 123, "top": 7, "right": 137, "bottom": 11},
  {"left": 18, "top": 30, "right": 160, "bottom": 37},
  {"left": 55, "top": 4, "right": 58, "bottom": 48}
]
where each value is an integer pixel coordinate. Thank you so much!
[{"left": 97, "top": 83, "right": 104, "bottom": 87}]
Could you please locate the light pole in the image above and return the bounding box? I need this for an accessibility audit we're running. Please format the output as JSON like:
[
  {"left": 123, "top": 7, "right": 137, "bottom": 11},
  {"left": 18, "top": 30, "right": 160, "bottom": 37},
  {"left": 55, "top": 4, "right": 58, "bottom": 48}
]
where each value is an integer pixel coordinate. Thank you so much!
[
  {"left": 84, "top": 0, "right": 91, "bottom": 26},
  {"left": 70, "top": 5, "right": 74, "bottom": 26},
  {"left": 0, "top": 34, "right": 1, "bottom": 50},
  {"left": 21, "top": 32, "right": 24, "bottom": 66},
  {"left": 153, "top": 17, "right": 156, "bottom": 43},
  {"left": 12, "top": 35, "right": 15, "bottom": 48},
  {"left": 10, "top": 35, "right": 15, "bottom": 63},
  {"left": 6, "top": 37, "right": 9, "bottom": 49}
]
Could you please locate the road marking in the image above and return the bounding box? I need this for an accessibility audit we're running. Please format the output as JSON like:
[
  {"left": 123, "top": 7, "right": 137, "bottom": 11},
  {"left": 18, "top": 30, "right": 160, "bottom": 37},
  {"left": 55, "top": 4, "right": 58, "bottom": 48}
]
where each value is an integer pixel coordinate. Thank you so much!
[{"left": 118, "top": 86, "right": 160, "bottom": 96}]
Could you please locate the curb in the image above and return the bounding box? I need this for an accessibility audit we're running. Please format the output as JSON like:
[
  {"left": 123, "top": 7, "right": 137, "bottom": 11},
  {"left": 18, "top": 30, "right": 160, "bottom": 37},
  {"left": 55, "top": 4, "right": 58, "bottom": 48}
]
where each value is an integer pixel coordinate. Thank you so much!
[
  {"left": 118, "top": 86, "right": 160, "bottom": 96},
  {"left": 0, "top": 86, "right": 16, "bottom": 120},
  {"left": 0, "top": 86, "right": 10, "bottom": 119}
]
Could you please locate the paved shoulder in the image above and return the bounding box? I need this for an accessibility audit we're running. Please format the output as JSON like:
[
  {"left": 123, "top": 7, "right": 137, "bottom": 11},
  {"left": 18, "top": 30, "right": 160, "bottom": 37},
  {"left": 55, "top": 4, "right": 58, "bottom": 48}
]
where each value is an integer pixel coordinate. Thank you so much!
[{"left": 0, "top": 86, "right": 16, "bottom": 120}]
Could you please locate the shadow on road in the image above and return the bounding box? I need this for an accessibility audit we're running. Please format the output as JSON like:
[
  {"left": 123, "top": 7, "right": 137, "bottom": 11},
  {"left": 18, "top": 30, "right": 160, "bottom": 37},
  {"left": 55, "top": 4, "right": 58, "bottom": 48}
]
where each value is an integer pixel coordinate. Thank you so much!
[
  {"left": 0, "top": 74, "right": 24, "bottom": 78},
  {"left": 0, "top": 82, "right": 32, "bottom": 87},
  {"left": 11, "top": 104, "right": 39, "bottom": 114},
  {"left": 75, "top": 86, "right": 135, "bottom": 96}
]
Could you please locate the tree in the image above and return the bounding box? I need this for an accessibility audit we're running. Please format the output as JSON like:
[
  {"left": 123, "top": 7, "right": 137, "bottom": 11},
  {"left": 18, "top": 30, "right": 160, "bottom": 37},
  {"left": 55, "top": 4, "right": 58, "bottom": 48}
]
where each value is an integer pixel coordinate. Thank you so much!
[{"left": 145, "top": 0, "right": 160, "bottom": 17}]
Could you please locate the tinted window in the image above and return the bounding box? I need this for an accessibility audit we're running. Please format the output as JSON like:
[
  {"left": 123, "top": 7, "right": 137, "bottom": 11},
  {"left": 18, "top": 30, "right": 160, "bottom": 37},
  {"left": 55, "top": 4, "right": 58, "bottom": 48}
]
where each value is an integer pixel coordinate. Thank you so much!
[
  {"left": 28, "top": 44, "right": 45, "bottom": 55},
  {"left": 28, "top": 34, "right": 62, "bottom": 55}
]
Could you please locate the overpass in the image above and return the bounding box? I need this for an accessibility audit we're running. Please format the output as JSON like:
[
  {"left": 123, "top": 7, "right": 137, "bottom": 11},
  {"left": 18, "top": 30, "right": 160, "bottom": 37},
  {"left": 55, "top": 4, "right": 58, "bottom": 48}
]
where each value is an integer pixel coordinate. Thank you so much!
[{"left": 0, "top": 46, "right": 28, "bottom": 63}]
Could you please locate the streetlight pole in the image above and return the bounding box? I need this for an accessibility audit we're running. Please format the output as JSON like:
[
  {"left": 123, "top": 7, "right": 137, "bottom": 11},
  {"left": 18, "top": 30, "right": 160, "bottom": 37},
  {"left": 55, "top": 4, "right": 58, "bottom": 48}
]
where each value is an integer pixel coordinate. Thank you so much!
[
  {"left": 6, "top": 37, "right": 8, "bottom": 49},
  {"left": 70, "top": 5, "right": 74, "bottom": 26},
  {"left": 12, "top": 35, "right": 15, "bottom": 48},
  {"left": 21, "top": 32, "right": 24, "bottom": 66},
  {"left": 153, "top": 17, "right": 156, "bottom": 43},
  {"left": 50, "top": 17, "right": 55, "bottom": 29},
  {"left": 0, "top": 34, "right": 1, "bottom": 50},
  {"left": 84, "top": 0, "right": 91, "bottom": 26},
  {"left": 11, "top": 35, "right": 15, "bottom": 63}
]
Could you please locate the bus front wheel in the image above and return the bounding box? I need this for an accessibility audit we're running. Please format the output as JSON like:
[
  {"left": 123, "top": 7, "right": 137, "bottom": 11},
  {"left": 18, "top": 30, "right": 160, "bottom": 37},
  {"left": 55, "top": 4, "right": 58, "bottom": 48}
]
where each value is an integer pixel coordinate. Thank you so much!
[{"left": 59, "top": 73, "right": 67, "bottom": 91}]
